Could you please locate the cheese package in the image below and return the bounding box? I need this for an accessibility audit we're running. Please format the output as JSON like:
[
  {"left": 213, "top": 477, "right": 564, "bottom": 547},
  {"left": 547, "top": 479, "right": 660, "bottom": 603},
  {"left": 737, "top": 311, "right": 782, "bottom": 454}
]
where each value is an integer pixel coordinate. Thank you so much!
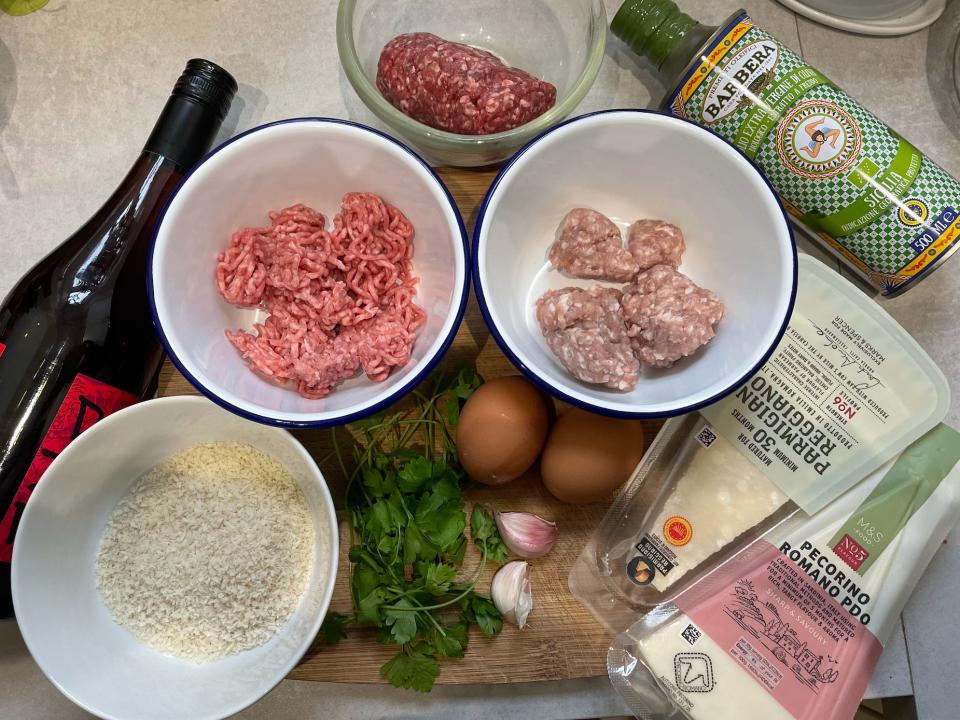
[
  {"left": 569, "top": 255, "right": 950, "bottom": 612},
  {"left": 605, "top": 424, "right": 960, "bottom": 720}
]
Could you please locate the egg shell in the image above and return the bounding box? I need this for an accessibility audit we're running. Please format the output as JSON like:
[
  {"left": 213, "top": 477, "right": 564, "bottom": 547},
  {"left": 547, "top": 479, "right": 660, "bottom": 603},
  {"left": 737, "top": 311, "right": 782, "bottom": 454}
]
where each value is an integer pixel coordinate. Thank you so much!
[
  {"left": 456, "top": 376, "right": 550, "bottom": 485},
  {"left": 541, "top": 409, "right": 645, "bottom": 504}
]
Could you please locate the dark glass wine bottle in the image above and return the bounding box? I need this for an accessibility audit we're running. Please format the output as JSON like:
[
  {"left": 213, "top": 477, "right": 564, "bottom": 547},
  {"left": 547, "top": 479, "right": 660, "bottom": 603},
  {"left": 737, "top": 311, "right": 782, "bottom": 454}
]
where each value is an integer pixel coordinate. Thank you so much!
[{"left": 0, "top": 59, "right": 237, "bottom": 616}]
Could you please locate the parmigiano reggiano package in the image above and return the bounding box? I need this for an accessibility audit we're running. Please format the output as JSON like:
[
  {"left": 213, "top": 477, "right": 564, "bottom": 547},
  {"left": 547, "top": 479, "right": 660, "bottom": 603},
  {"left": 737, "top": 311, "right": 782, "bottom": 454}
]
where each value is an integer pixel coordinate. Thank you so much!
[{"left": 570, "top": 255, "right": 949, "bottom": 614}]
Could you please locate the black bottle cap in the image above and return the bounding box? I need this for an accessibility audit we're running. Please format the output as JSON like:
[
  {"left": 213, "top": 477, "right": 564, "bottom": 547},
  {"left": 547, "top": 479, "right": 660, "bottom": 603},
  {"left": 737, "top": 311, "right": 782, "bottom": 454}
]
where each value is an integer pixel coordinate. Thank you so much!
[
  {"left": 145, "top": 58, "right": 238, "bottom": 171},
  {"left": 173, "top": 59, "right": 238, "bottom": 121}
]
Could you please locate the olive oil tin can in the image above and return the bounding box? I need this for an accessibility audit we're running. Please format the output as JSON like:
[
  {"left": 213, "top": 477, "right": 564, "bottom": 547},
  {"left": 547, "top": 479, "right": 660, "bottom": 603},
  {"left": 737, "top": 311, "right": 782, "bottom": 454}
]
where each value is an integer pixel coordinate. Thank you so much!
[{"left": 655, "top": 9, "right": 960, "bottom": 296}]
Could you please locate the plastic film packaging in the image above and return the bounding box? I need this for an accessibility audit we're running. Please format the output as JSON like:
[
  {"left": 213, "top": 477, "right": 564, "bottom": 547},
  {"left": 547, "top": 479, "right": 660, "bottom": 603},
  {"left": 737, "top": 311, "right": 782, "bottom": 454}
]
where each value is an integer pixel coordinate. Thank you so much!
[{"left": 599, "top": 424, "right": 960, "bottom": 719}]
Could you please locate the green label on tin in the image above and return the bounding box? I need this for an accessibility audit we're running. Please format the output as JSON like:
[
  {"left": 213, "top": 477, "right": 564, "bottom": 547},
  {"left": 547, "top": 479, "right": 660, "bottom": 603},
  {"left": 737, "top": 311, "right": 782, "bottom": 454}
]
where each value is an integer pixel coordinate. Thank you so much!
[
  {"left": 665, "top": 14, "right": 960, "bottom": 295},
  {"left": 849, "top": 157, "right": 880, "bottom": 190},
  {"left": 805, "top": 139, "right": 923, "bottom": 238}
]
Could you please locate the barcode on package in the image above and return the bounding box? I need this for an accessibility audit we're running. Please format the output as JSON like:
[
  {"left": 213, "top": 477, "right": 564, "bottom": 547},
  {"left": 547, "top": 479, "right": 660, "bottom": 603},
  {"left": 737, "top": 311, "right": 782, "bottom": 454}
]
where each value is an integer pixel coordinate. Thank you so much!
[
  {"left": 681, "top": 623, "right": 702, "bottom": 646},
  {"left": 696, "top": 424, "right": 717, "bottom": 448}
]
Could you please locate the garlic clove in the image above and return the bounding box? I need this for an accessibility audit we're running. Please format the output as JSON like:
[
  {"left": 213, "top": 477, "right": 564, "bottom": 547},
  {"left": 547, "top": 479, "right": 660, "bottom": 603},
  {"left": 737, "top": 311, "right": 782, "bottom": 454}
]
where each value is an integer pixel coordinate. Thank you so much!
[
  {"left": 495, "top": 511, "right": 558, "bottom": 559},
  {"left": 511, "top": 574, "right": 533, "bottom": 629},
  {"left": 491, "top": 560, "right": 533, "bottom": 629}
]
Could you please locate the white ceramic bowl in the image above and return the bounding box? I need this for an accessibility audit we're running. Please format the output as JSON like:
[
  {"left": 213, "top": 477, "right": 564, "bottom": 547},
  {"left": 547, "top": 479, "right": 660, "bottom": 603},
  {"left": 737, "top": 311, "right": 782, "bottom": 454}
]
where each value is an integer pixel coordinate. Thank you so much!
[
  {"left": 473, "top": 110, "right": 797, "bottom": 418},
  {"left": 150, "top": 118, "right": 469, "bottom": 428},
  {"left": 789, "top": 0, "right": 926, "bottom": 21},
  {"left": 775, "top": 0, "right": 945, "bottom": 35},
  {"left": 11, "top": 396, "right": 339, "bottom": 720}
]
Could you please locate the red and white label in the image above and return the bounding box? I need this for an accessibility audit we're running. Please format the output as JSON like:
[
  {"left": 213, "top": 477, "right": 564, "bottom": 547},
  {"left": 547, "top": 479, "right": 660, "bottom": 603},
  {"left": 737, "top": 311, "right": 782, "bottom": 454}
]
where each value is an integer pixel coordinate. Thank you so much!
[
  {"left": 0, "top": 374, "right": 137, "bottom": 563},
  {"left": 833, "top": 534, "right": 869, "bottom": 571},
  {"left": 0, "top": 342, "right": 6, "bottom": 359}
]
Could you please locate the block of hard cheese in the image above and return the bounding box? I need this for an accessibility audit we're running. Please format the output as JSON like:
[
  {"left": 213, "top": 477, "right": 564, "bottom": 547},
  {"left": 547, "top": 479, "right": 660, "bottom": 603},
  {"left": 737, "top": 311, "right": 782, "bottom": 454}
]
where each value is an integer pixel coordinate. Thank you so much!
[{"left": 643, "top": 433, "right": 788, "bottom": 592}]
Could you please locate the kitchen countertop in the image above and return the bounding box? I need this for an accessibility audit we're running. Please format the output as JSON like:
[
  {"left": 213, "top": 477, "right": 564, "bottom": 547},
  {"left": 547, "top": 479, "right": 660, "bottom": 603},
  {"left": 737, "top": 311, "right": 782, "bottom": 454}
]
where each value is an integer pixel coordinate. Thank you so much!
[{"left": 1, "top": 0, "right": 958, "bottom": 717}]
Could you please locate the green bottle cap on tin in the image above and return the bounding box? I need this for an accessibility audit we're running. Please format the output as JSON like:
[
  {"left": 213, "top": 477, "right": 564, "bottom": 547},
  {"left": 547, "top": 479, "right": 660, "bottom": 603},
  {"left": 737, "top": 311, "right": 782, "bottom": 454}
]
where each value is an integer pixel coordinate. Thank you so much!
[{"left": 611, "top": 0, "right": 698, "bottom": 69}]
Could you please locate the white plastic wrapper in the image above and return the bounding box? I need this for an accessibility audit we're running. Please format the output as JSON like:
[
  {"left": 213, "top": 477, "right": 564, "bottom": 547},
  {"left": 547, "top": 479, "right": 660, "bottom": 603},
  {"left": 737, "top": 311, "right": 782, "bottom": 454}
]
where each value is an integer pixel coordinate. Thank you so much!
[{"left": 572, "top": 424, "right": 960, "bottom": 720}]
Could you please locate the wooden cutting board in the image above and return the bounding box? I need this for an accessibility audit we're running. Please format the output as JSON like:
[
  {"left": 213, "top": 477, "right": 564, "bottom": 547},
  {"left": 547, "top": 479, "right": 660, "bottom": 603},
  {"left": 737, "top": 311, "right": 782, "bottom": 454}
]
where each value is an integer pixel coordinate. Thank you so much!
[{"left": 156, "top": 166, "right": 663, "bottom": 685}]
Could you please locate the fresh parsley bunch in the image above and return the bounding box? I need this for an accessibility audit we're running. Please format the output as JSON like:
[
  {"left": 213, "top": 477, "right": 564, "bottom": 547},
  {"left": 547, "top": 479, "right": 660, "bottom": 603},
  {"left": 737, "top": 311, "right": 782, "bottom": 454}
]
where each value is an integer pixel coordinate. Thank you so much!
[{"left": 321, "top": 368, "right": 509, "bottom": 692}]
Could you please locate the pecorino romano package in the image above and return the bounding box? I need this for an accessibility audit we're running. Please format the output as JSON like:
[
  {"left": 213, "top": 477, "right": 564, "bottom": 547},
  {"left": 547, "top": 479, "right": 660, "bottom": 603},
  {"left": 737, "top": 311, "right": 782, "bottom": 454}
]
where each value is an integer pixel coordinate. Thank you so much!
[{"left": 569, "top": 254, "right": 950, "bottom": 615}]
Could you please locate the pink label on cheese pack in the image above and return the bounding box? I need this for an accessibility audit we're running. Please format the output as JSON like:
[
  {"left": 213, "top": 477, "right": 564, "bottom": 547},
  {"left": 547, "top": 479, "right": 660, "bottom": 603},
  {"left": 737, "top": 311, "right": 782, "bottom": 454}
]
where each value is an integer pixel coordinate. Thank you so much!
[{"left": 674, "top": 541, "right": 882, "bottom": 720}]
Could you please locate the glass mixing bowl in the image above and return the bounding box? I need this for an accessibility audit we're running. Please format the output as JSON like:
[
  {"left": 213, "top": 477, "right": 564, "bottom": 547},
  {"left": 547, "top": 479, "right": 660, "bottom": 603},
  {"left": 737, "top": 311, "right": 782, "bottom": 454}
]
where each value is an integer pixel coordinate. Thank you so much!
[{"left": 336, "top": 0, "right": 607, "bottom": 167}]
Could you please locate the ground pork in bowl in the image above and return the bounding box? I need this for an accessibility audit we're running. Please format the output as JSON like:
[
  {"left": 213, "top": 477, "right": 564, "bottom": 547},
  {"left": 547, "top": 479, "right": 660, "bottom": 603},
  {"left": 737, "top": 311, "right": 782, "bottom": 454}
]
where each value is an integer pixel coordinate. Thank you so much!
[
  {"left": 150, "top": 117, "right": 469, "bottom": 427},
  {"left": 473, "top": 110, "right": 797, "bottom": 418}
]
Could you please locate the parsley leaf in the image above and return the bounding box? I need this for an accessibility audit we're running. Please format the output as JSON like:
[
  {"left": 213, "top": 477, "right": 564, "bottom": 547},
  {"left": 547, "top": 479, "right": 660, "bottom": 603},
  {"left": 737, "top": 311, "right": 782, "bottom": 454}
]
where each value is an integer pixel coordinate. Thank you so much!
[
  {"left": 362, "top": 467, "right": 395, "bottom": 497},
  {"left": 470, "top": 506, "right": 509, "bottom": 563},
  {"left": 367, "top": 497, "right": 405, "bottom": 537},
  {"left": 424, "top": 631, "right": 464, "bottom": 659},
  {"left": 319, "top": 612, "right": 350, "bottom": 645},
  {"left": 470, "top": 505, "right": 496, "bottom": 541},
  {"left": 403, "top": 522, "right": 439, "bottom": 564},
  {"left": 462, "top": 594, "right": 503, "bottom": 639},
  {"left": 430, "top": 621, "right": 469, "bottom": 658},
  {"left": 443, "top": 396, "right": 461, "bottom": 428},
  {"left": 418, "top": 507, "right": 466, "bottom": 550},
  {"left": 376, "top": 533, "right": 399, "bottom": 556},
  {"left": 356, "top": 587, "right": 388, "bottom": 625},
  {"left": 381, "top": 651, "right": 440, "bottom": 693},
  {"left": 448, "top": 367, "right": 482, "bottom": 400},
  {"left": 417, "top": 562, "right": 458, "bottom": 596},
  {"left": 384, "top": 599, "right": 418, "bottom": 644},
  {"left": 415, "top": 483, "right": 459, "bottom": 520},
  {"left": 474, "top": 609, "right": 503, "bottom": 639},
  {"left": 398, "top": 456, "right": 433, "bottom": 493},
  {"left": 351, "top": 562, "right": 380, "bottom": 603},
  {"left": 443, "top": 535, "right": 468, "bottom": 566},
  {"left": 439, "top": 368, "right": 481, "bottom": 427},
  {"left": 429, "top": 472, "right": 463, "bottom": 503}
]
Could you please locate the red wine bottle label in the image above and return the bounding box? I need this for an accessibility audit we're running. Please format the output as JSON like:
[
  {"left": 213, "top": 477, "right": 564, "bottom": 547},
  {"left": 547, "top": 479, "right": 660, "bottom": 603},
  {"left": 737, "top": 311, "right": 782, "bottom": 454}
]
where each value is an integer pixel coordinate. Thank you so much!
[
  {"left": 0, "top": 374, "right": 137, "bottom": 563},
  {"left": 0, "top": 342, "right": 5, "bottom": 359}
]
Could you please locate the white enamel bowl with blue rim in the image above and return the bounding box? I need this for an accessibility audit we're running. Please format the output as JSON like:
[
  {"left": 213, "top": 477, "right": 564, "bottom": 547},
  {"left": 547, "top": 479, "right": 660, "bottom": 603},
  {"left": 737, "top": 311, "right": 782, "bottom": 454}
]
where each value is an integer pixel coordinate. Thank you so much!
[
  {"left": 12, "top": 396, "right": 339, "bottom": 720},
  {"left": 150, "top": 118, "right": 468, "bottom": 427},
  {"left": 473, "top": 110, "right": 797, "bottom": 418}
]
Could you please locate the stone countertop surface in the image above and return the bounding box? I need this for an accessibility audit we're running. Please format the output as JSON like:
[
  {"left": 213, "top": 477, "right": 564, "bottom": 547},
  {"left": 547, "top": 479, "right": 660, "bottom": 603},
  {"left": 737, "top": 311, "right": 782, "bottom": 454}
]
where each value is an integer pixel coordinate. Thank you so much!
[{"left": 1, "top": 0, "right": 958, "bottom": 717}]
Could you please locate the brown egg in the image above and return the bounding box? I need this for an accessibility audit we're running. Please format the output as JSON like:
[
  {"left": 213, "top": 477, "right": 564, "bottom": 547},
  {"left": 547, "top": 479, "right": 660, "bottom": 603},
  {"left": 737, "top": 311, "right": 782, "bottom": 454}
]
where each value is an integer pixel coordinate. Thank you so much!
[
  {"left": 541, "top": 409, "right": 645, "bottom": 504},
  {"left": 457, "top": 376, "right": 550, "bottom": 485}
]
